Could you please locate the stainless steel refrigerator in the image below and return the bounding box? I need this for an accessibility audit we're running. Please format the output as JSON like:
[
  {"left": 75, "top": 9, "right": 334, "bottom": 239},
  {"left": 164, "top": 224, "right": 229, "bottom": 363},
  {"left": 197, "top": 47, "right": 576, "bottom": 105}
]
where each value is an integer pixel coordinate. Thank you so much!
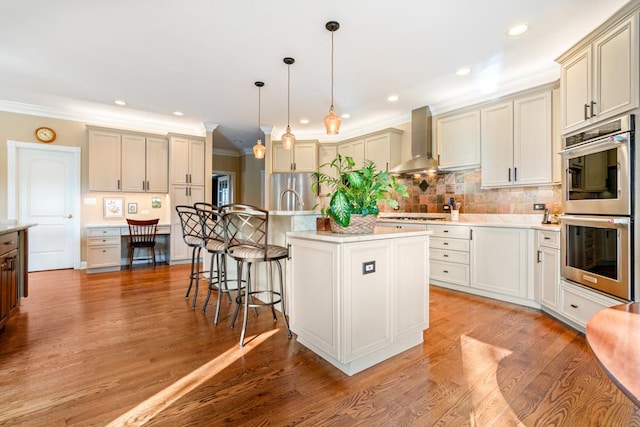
[{"left": 270, "top": 172, "right": 316, "bottom": 211}]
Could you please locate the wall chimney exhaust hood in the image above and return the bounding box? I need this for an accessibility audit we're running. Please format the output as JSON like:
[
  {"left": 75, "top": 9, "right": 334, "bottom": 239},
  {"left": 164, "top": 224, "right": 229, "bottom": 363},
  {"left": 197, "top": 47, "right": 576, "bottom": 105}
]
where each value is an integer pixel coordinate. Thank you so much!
[{"left": 389, "top": 106, "right": 438, "bottom": 174}]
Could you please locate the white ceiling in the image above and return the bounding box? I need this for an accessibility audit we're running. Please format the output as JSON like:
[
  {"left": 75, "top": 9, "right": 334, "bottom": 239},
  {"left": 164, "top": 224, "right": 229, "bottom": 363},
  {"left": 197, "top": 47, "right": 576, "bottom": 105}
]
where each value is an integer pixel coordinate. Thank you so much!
[{"left": 0, "top": 0, "right": 632, "bottom": 152}]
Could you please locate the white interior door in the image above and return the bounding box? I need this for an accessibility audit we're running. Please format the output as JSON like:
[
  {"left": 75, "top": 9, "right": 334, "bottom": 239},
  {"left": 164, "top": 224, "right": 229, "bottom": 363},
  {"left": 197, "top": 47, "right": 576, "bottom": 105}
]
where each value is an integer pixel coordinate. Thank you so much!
[{"left": 8, "top": 141, "right": 80, "bottom": 271}]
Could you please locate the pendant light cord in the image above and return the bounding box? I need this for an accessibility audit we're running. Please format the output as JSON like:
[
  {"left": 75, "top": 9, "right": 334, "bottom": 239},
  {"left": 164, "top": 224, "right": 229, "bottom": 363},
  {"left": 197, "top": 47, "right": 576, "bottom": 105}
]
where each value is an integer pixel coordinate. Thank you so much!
[
  {"left": 287, "top": 63, "right": 291, "bottom": 127},
  {"left": 258, "top": 85, "right": 261, "bottom": 130},
  {"left": 330, "top": 30, "right": 335, "bottom": 109}
]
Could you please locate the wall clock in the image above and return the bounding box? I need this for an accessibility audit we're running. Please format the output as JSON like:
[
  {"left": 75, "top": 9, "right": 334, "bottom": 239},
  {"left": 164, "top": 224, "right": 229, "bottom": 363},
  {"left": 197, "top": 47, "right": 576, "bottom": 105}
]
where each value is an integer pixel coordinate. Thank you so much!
[{"left": 35, "top": 126, "right": 56, "bottom": 143}]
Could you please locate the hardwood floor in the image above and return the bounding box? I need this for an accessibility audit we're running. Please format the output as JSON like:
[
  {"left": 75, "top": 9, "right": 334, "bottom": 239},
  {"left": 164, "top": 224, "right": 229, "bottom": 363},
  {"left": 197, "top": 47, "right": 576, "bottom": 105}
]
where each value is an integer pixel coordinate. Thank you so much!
[{"left": 0, "top": 265, "right": 638, "bottom": 426}]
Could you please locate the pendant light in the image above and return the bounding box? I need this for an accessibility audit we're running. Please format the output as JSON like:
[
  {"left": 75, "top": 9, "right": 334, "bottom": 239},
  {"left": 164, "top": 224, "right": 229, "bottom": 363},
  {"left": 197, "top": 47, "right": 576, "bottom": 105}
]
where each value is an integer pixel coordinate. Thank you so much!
[
  {"left": 324, "top": 21, "right": 341, "bottom": 135},
  {"left": 281, "top": 57, "right": 296, "bottom": 150},
  {"left": 252, "top": 81, "right": 266, "bottom": 159}
]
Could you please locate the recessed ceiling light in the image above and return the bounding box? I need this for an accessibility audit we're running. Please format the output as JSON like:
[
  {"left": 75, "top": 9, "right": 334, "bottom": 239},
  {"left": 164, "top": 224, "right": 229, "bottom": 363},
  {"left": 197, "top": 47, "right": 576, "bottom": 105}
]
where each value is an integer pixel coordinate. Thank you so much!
[
  {"left": 341, "top": 113, "right": 351, "bottom": 119},
  {"left": 455, "top": 67, "right": 471, "bottom": 76},
  {"left": 173, "top": 111, "right": 184, "bottom": 116},
  {"left": 114, "top": 99, "right": 127, "bottom": 106},
  {"left": 387, "top": 95, "right": 399, "bottom": 102},
  {"left": 300, "top": 119, "right": 309, "bottom": 124},
  {"left": 507, "top": 24, "right": 529, "bottom": 37}
]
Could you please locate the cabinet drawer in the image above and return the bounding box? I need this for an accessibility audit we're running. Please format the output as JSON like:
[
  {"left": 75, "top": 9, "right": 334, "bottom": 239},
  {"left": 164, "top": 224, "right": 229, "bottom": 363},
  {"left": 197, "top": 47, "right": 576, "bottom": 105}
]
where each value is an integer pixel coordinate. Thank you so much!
[
  {"left": 538, "top": 229, "right": 559, "bottom": 248},
  {"left": 430, "top": 248, "right": 469, "bottom": 264},
  {"left": 87, "top": 245, "right": 121, "bottom": 268},
  {"left": 430, "top": 260, "right": 469, "bottom": 286},
  {"left": 430, "top": 237, "right": 469, "bottom": 252},
  {"left": 560, "top": 283, "right": 618, "bottom": 327},
  {"left": 428, "top": 224, "right": 470, "bottom": 239},
  {"left": 0, "top": 232, "right": 18, "bottom": 254},
  {"left": 87, "top": 228, "right": 121, "bottom": 237},
  {"left": 88, "top": 236, "right": 121, "bottom": 246}
]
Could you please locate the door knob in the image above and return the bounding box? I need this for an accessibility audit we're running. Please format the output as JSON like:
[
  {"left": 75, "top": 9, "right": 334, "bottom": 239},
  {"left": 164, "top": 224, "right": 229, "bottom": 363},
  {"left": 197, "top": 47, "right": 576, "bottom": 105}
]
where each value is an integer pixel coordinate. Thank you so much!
[{"left": 66, "top": 214, "right": 73, "bottom": 219}]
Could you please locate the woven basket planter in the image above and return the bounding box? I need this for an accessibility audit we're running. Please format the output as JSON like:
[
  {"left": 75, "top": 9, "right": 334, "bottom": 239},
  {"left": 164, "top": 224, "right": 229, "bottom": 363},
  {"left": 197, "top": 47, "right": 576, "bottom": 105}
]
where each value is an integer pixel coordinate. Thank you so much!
[{"left": 329, "top": 214, "right": 377, "bottom": 234}]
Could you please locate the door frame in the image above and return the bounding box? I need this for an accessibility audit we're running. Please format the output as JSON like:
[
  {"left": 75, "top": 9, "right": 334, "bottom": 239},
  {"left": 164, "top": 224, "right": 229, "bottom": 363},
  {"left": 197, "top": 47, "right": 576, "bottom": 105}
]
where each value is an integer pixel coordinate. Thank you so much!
[
  {"left": 7, "top": 140, "right": 82, "bottom": 270},
  {"left": 212, "top": 170, "right": 236, "bottom": 205}
]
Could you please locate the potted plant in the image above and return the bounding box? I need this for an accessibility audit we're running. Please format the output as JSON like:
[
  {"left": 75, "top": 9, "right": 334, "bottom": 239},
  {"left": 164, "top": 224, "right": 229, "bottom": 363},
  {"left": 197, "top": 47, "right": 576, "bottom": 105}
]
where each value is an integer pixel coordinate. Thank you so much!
[{"left": 312, "top": 154, "right": 409, "bottom": 233}]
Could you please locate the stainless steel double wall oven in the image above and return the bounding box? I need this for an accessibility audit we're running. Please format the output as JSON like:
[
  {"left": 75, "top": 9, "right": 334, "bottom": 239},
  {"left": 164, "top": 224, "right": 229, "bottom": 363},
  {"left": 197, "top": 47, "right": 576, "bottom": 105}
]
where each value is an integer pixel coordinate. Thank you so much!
[{"left": 560, "top": 115, "right": 634, "bottom": 301}]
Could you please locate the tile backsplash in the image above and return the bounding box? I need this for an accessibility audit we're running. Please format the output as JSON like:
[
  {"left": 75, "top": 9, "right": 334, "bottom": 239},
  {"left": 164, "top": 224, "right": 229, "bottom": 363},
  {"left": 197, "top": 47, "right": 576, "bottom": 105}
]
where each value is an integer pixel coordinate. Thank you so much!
[{"left": 386, "top": 169, "right": 562, "bottom": 214}]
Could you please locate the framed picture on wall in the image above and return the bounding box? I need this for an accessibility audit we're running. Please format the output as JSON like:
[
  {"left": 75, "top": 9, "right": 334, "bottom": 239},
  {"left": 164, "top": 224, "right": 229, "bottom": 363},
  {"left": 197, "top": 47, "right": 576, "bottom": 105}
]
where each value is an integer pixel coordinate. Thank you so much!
[
  {"left": 127, "top": 202, "right": 138, "bottom": 214},
  {"left": 151, "top": 197, "right": 161, "bottom": 208},
  {"left": 103, "top": 197, "right": 124, "bottom": 218}
]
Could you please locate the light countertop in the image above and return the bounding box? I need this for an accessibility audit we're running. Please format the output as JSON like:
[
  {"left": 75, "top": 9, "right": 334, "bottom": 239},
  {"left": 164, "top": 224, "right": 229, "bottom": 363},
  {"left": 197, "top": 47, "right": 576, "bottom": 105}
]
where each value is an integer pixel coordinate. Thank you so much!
[
  {"left": 377, "top": 214, "right": 561, "bottom": 231},
  {"left": 287, "top": 227, "right": 432, "bottom": 243}
]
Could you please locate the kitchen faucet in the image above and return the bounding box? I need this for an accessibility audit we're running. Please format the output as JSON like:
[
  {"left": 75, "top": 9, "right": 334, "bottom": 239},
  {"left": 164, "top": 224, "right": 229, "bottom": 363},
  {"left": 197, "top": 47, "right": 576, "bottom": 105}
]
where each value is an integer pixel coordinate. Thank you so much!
[{"left": 279, "top": 188, "right": 304, "bottom": 211}]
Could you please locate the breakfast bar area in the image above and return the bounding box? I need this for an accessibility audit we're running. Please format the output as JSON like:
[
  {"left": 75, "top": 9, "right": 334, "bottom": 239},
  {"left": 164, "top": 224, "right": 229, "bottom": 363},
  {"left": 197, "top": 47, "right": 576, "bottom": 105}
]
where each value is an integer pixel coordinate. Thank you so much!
[{"left": 287, "top": 227, "right": 430, "bottom": 375}]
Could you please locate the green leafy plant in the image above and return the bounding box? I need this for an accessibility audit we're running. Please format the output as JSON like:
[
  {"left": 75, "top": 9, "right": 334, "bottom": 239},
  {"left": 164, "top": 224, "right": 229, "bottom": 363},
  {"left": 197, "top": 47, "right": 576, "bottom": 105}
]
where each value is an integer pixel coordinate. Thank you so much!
[{"left": 312, "top": 154, "right": 409, "bottom": 227}]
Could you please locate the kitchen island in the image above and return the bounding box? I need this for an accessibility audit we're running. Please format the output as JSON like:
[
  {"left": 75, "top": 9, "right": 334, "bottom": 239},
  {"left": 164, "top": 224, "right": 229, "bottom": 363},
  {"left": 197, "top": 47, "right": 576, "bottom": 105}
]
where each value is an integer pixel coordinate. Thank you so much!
[
  {"left": 287, "top": 227, "right": 430, "bottom": 375},
  {"left": 0, "top": 223, "right": 34, "bottom": 331}
]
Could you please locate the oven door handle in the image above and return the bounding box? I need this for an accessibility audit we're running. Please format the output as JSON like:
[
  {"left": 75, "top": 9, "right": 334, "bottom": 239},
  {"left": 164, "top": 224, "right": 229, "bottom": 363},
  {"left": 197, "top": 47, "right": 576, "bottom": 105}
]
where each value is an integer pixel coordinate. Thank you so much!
[
  {"left": 560, "top": 215, "right": 630, "bottom": 225},
  {"left": 560, "top": 133, "right": 628, "bottom": 156}
]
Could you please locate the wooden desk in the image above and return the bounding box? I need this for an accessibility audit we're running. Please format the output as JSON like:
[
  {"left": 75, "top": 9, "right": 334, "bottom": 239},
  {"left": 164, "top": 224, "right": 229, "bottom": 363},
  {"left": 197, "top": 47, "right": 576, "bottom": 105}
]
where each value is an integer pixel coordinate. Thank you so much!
[
  {"left": 86, "top": 224, "right": 171, "bottom": 273},
  {"left": 586, "top": 302, "right": 640, "bottom": 407}
]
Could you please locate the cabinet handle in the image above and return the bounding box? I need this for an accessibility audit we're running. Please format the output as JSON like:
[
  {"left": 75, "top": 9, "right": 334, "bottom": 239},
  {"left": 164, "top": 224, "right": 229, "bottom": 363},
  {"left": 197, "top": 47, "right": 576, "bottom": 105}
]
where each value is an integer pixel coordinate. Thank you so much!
[
  {"left": 185, "top": 174, "right": 189, "bottom": 183},
  {"left": 117, "top": 179, "right": 121, "bottom": 190},
  {"left": 146, "top": 180, "right": 150, "bottom": 191},
  {"left": 514, "top": 167, "right": 517, "bottom": 182},
  {"left": 142, "top": 181, "right": 146, "bottom": 191},
  {"left": 443, "top": 230, "right": 449, "bottom": 233},
  {"left": 537, "top": 250, "right": 542, "bottom": 263},
  {"left": 570, "top": 304, "right": 578, "bottom": 309},
  {"left": 443, "top": 254, "right": 449, "bottom": 257},
  {"left": 508, "top": 168, "right": 511, "bottom": 182},
  {"left": 584, "top": 103, "right": 589, "bottom": 120},
  {"left": 102, "top": 250, "right": 107, "bottom": 253},
  {"left": 590, "top": 101, "right": 596, "bottom": 118},
  {"left": 470, "top": 229, "right": 473, "bottom": 240},
  {"left": 544, "top": 236, "right": 550, "bottom": 240},
  {"left": 4, "top": 241, "right": 15, "bottom": 245},
  {"left": 443, "top": 270, "right": 449, "bottom": 274}
]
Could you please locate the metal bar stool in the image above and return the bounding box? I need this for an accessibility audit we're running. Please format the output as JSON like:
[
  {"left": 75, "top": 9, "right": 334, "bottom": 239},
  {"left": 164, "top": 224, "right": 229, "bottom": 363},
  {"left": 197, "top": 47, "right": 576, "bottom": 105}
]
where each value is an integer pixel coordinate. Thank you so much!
[
  {"left": 175, "top": 205, "right": 206, "bottom": 309},
  {"left": 194, "top": 202, "right": 233, "bottom": 324},
  {"left": 220, "top": 204, "right": 292, "bottom": 347}
]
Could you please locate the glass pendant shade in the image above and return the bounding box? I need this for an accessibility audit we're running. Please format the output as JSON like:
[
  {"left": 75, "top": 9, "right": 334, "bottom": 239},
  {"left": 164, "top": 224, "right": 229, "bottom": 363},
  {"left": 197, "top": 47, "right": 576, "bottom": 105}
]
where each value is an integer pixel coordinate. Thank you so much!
[
  {"left": 253, "top": 138, "right": 266, "bottom": 159},
  {"left": 281, "top": 126, "right": 296, "bottom": 150},
  {"left": 324, "top": 106, "right": 341, "bottom": 135}
]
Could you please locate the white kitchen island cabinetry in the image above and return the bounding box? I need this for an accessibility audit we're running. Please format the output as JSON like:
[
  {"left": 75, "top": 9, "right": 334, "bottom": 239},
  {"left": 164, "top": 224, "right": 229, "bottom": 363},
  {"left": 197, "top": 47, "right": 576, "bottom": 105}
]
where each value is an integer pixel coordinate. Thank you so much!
[{"left": 287, "top": 228, "right": 429, "bottom": 376}]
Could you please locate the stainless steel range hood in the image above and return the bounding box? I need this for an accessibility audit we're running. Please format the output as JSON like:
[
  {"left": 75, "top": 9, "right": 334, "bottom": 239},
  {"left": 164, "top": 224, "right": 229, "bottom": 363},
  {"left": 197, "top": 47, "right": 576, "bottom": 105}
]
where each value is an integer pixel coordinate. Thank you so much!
[{"left": 389, "top": 106, "right": 438, "bottom": 174}]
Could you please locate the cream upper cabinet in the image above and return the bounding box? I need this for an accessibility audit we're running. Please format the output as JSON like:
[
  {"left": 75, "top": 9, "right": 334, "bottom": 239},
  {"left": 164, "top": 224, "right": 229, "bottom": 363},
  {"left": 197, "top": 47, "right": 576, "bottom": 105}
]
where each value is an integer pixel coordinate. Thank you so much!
[
  {"left": 170, "top": 135, "right": 205, "bottom": 186},
  {"left": 481, "top": 90, "right": 552, "bottom": 188},
  {"left": 435, "top": 110, "right": 481, "bottom": 170},
  {"left": 559, "top": 13, "right": 638, "bottom": 133},
  {"left": 337, "top": 138, "right": 364, "bottom": 168},
  {"left": 144, "top": 136, "right": 169, "bottom": 193},
  {"left": 88, "top": 129, "right": 122, "bottom": 191},
  {"left": 317, "top": 144, "right": 338, "bottom": 196},
  {"left": 272, "top": 141, "right": 318, "bottom": 173}
]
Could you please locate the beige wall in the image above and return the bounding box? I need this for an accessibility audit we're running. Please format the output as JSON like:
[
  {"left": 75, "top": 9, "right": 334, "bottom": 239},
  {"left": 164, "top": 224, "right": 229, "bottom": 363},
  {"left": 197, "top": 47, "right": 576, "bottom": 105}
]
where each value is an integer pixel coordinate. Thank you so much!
[
  {"left": 242, "top": 154, "right": 265, "bottom": 207},
  {"left": 0, "top": 110, "right": 216, "bottom": 263},
  {"left": 212, "top": 152, "right": 243, "bottom": 205}
]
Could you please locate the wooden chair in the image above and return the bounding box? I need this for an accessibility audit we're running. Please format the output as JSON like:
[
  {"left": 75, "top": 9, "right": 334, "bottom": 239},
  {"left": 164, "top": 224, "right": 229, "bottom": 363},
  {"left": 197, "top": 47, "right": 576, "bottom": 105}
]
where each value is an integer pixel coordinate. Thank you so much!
[{"left": 126, "top": 218, "right": 159, "bottom": 269}]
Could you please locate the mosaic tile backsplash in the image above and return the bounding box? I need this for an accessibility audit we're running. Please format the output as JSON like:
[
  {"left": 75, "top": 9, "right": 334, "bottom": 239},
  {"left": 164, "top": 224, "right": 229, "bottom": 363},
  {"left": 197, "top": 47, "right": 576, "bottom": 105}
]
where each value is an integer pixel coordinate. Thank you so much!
[{"left": 384, "top": 169, "right": 562, "bottom": 215}]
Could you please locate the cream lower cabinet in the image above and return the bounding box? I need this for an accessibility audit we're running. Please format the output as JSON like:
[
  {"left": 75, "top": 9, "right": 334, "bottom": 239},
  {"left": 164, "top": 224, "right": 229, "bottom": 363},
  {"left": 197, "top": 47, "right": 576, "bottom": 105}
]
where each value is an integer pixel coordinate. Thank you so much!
[
  {"left": 170, "top": 185, "right": 205, "bottom": 263},
  {"left": 288, "top": 232, "right": 429, "bottom": 375},
  {"left": 428, "top": 224, "right": 470, "bottom": 287},
  {"left": 536, "top": 229, "right": 560, "bottom": 310},
  {"left": 86, "top": 227, "right": 121, "bottom": 273},
  {"left": 470, "top": 226, "right": 532, "bottom": 302}
]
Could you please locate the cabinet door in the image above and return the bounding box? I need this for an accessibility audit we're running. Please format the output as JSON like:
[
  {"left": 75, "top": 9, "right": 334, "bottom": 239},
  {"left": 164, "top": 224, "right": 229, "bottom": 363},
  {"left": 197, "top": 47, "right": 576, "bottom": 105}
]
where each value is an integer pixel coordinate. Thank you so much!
[
  {"left": 0, "top": 253, "right": 10, "bottom": 328},
  {"left": 593, "top": 15, "right": 638, "bottom": 122},
  {"left": 513, "top": 91, "right": 552, "bottom": 185},
  {"left": 481, "top": 101, "right": 513, "bottom": 187},
  {"left": 292, "top": 141, "right": 317, "bottom": 172},
  {"left": 318, "top": 144, "right": 338, "bottom": 196},
  {"left": 121, "top": 134, "right": 147, "bottom": 192},
  {"left": 436, "top": 110, "right": 481, "bottom": 170},
  {"left": 170, "top": 137, "right": 190, "bottom": 185},
  {"left": 338, "top": 139, "right": 364, "bottom": 168},
  {"left": 471, "top": 227, "right": 528, "bottom": 298},
  {"left": 146, "top": 137, "right": 169, "bottom": 193},
  {"left": 89, "top": 129, "right": 121, "bottom": 191},
  {"left": 272, "top": 142, "right": 293, "bottom": 173},
  {"left": 188, "top": 139, "right": 206, "bottom": 186},
  {"left": 539, "top": 246, "right": 560, "bottom": 309},
  {"left": 561, "top": 46, "right": 591, "bottom": 133},
  {"left": 364, "top": 133, "right": 391, "bottom": 171}
]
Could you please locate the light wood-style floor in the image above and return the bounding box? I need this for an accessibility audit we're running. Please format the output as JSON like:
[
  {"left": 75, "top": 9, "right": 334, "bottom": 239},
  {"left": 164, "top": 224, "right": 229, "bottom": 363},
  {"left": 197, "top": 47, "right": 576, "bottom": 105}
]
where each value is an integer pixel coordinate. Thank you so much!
[{"left": 0, "top": 265, "right": 638, "bottom": 426}]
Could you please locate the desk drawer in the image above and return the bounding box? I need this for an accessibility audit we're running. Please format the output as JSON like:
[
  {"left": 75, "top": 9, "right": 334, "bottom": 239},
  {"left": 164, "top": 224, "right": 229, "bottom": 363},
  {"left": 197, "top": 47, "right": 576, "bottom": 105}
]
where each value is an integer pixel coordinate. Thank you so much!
[
  {"left": 87, "top": 245, "right": 121, "bottom": 268},
  {"left": 88, "top": 236, "right": 121, "bottom": 246},
  {"left": 430, "top": 237, "right": 469, "bottom": 252},
  {"left": 0, "top": 232, "right": 18, "bottom": 254},
  {"left": 430, "top": 248, "right": 469, "bottom": 264},
  {"left": 87, "top": 228, "right": 121, "bottom": 237}
]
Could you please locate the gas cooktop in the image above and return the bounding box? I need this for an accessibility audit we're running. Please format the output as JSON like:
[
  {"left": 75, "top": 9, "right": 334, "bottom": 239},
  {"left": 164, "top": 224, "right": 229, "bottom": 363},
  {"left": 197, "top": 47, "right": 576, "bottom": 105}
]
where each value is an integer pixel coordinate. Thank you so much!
[{"left": 379, "top": 216, "right": 447, "bottom": 222}]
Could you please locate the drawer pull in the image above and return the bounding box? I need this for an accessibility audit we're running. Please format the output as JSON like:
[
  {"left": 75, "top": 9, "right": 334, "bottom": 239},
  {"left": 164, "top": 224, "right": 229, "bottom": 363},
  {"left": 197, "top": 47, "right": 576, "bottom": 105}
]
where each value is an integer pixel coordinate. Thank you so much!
[
  {"left": 102, "top": 250, "right": 107, "bottom": 253},
  {"left": 443, "top": 254, "right": 449, "bottom": 257},
  {"left": 544, "top": 237, "right": 550, "bottom": 240},
  {"left": 443, "top": 270, "right": 449, "bottom": 273},
  {"left": 443, "top": 242, "right": 449, "bottom": 246},
  {"left": 570, "top": 304, "right": 578, "bottom": 309},
  {"left": 443, "top": 230, "right": 449, "bottom": 233},
  {"left": 4, "top": 241, "right": 15, "bottom": 245}
]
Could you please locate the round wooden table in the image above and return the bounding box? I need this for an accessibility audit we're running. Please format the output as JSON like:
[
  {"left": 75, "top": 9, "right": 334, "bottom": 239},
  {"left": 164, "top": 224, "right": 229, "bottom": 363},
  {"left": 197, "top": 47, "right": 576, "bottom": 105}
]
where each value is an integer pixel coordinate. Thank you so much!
[{"left": 586, "top": 302, "right": 640, "bottom": 407}]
